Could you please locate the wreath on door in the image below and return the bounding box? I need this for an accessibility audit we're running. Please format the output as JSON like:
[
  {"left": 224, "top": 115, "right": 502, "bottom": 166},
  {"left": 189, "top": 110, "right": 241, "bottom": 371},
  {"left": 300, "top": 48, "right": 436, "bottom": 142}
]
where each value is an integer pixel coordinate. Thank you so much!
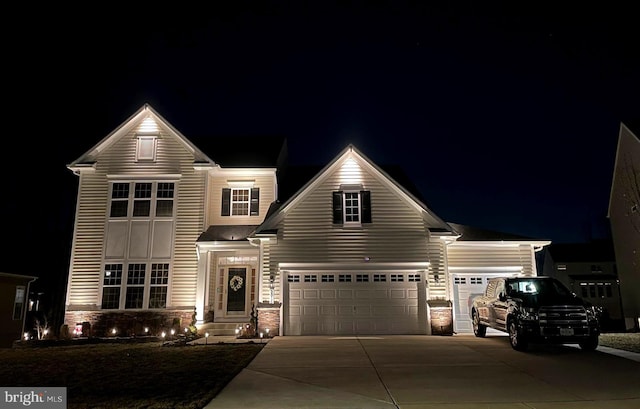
[{"left": 230, "top": 275, "right": 244, "bottom": 291}]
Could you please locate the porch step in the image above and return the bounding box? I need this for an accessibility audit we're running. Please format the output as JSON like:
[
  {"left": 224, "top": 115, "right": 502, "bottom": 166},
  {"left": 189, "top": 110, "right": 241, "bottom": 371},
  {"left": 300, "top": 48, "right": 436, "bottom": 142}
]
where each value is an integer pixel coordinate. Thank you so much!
[{"left": 197, "top": 322, "right": 245, "bottom": 336}]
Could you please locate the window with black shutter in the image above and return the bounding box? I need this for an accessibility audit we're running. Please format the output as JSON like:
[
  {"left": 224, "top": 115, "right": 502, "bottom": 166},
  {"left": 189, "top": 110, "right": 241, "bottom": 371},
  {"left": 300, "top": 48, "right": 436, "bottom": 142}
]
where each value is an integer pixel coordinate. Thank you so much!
[
  {"left": 222, "top": 187, "right": 260, "bottom": 216},
  {"left": 332, "top": 190, "right": 371, "bottom": 225}
]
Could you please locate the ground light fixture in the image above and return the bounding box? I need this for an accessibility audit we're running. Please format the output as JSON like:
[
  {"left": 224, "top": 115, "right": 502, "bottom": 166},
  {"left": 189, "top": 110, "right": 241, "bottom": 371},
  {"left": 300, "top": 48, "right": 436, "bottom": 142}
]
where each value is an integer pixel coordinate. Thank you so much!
[{"left": 205, "top": 332, "right": 209, "bottom": 345}]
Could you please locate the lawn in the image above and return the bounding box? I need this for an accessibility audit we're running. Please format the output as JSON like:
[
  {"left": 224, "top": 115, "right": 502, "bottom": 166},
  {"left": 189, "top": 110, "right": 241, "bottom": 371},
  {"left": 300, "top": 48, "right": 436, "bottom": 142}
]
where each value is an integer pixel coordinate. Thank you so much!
[{"left": 0, "top": 341, "right": 264, "bottom": 409}]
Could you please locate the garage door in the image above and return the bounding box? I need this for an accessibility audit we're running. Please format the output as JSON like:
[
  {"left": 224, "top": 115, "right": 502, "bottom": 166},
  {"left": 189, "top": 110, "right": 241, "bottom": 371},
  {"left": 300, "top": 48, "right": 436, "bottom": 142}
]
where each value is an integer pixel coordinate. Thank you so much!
[
  {"left": 285, "top": 272, "right": 427, "bottom": 335},
  {"left": 452, "top": 273, "right": 518, "bottom": 334}
]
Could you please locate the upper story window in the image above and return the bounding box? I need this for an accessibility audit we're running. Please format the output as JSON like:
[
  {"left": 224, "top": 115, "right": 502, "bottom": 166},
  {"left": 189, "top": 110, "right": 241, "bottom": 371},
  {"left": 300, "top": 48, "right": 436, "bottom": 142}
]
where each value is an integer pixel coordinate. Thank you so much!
[
  {"left": 221, "top": 187, "right": 260, "bottom": 216},
  {"left": 136, "top": 135, "right": 157, "bottom": 161},
  {"left": 332, "top": 188, "right": 371, "bottom": 226},
  {"left": 110, "top": 182, "right": 175, "bottom": 218}
]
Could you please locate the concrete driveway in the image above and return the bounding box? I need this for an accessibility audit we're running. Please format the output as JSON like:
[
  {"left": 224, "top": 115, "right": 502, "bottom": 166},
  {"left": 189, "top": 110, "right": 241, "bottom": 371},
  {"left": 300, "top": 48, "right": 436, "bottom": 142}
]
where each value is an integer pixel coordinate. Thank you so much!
[{"left": 204, "top": 334, "right": 640, "bottom": 408}]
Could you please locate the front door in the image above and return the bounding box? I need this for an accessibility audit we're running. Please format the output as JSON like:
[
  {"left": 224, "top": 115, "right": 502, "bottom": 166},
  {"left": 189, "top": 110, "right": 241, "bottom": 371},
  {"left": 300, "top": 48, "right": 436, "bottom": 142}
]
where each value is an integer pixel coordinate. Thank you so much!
[{"left": 225, "top": 267, "right": 249, "bottom": 316}]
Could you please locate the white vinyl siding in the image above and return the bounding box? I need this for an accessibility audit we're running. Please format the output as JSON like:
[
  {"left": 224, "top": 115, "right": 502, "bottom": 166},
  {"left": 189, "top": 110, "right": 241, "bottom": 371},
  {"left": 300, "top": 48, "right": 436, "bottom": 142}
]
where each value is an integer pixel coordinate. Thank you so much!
[
  {"left": 66, "top": 120, "right": 206, "bottom": 309},
  {"left": 446, "top": 244, "right": 536, "bottom": 276},
  {"left": 207, "top": 174, "right": 276, "bottom": 226},
  {"left": 269, "top": 164, "right": 430, "bottom": 266}
]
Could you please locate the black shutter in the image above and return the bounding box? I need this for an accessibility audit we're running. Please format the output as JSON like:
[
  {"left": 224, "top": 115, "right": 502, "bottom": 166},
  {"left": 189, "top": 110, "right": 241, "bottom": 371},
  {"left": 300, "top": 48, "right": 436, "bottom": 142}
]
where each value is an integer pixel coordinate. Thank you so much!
[
  {"left": 250, "top": 188, "right": 260, "bottom": 216},
  {"left": 221, "top": 188, "right": 231, "bottom": 216},
  {"left": 360, "top": 190, "right": 371, "bottom": 223},
  {"left": 332, "top": 191, "right": 343, "bottom": 224}
]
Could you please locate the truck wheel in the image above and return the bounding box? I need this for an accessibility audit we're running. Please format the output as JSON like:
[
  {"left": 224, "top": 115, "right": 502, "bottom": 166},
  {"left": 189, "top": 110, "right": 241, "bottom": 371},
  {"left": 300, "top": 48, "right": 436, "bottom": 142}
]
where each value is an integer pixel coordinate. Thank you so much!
[
  {"left": 472, "top": 310, "right": 486, "bottom": 337},
  {"left": 508, "top": 320, "right": 528, "bottom": 351},
  {"left": 579, "top": 336, "right": 599, "bottom": 351}
]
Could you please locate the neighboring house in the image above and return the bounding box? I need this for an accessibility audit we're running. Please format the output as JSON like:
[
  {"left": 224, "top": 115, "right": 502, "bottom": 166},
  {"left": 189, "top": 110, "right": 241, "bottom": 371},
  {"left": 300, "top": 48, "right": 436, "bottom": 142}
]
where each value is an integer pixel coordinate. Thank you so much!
[
  {"left": 608, "top": 122, "right": 640, "bottom": 331},
  {"left": 541, "top": 240, "right": 623, "bottom": 332},
  {"left": 63, "top": 104, "right": 550, "bottom": 337},
  {"left": 0, "top": 272, "right": 37, "bottom": 347}
]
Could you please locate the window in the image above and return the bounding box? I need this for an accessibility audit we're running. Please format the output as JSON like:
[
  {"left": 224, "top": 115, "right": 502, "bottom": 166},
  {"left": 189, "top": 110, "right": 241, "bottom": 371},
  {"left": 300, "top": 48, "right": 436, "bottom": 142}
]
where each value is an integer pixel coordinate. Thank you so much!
[
  {"left": 332, "top": 190, "right": 371, "bottom": 225},
  {"left": 136, "top": 135, "right": 157, "bottom": 161},
  {"left": 321, "top": 274, "right": 335, "bottom": 282},
  {"left": 356, "top": 274, "right": 369, "bottom": 282},
  {"left": 110, "top": 182, "right": 175, "bottom": 218},
  {"left": 102, "top": 263, "right": 170, "bottom": 310},
  {"left": 221, "top": 188, "right": 260, "bottom": 216},
  {"left": 102, "top": 264, "right": 123, "bottom": 309},
  {"left": 125, "top": 264, "right": 146, "bottom": 309},
  {"left": 149, "top": 263, "right": 169, "bottom": 308},
  {"left": 339, "top": 274, "right": 352, "bottom": 282},
  {"left": 391, "top": 274, "right": 404, "bottom": 282},
  {"left": 408, "top": 274, "right": 421, "bottom": 282},
  {"left": 13, "top": 286, "right": 25, "bottom": 320},
  {"left": 304, "top": 274, "right": 318, "bottom": 282},
  {"left": 373, "top": 274, "right": 386, "bottom": 282},
  {"left": 288, "top": 274, "right": 300, "bottom": 282}
]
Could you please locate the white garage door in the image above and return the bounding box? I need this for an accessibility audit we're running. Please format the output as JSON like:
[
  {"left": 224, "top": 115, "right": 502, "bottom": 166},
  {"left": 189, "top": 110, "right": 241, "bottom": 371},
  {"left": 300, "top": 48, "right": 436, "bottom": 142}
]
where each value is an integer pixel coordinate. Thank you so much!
[
  {"left": 452, "top": 273, "right": 519, "bottom": 334},
  {"left": 285, "top": 272, "right": 427, "bottom": 335}
]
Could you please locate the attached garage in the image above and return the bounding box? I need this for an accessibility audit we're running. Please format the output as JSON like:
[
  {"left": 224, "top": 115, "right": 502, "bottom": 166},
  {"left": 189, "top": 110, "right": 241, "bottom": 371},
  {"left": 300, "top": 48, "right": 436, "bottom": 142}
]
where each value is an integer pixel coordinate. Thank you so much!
[
  {"left": 451, "top": 272, "right": 521, "bottom": 334},
  {"left": 284, "top": 271, "right": 428, "bottom": 335}
]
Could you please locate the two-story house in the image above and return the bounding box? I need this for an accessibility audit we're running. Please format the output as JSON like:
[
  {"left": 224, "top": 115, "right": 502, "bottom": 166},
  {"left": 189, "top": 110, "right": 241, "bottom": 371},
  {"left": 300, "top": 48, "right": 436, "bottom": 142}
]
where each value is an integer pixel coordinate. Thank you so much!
[{"left": 63, "top": 104, "right": 550, "bottom": 337}]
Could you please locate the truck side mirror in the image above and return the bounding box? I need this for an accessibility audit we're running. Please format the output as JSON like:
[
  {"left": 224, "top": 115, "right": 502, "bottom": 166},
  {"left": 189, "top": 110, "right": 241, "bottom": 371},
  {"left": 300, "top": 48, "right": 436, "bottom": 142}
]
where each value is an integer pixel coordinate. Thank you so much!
[{"left": 498, "top": 292, "right": 506, "bottom": 301}]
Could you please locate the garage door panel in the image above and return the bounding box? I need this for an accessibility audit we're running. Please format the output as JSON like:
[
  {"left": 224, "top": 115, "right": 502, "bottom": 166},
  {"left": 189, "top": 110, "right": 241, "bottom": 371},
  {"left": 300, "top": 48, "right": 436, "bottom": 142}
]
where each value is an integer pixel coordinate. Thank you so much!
[
  {"left": 338, "top": 305, "right": 353, "bottom": 315},
  {"left": 321, "top": 290, "right": 336, "bottom": 298},
  {"left": 303, "top": 305, "right": 319, "bottom": 315},
  {"left": 303, "top": 289, "right": 319, "bottom": 299},
  {"left": 290, "top": 289, "right": 301, "bottom": 299},
  {"left": 339, "top": 289, "right": 353, "bottom": 298},
  {"left": 355, "top": 289, "right": 372, "bottom": 298},
  {"left": 390, "top": 289, "right": 406, "bottom": 298},
  {"left": 321, "top": 305, "right": 336, "bottom": 315}
]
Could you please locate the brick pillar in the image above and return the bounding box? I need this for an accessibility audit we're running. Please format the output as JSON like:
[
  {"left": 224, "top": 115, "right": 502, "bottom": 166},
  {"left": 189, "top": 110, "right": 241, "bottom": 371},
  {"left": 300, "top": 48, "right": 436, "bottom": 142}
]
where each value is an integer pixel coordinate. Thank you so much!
[{"left": 257, "top": 302, "right": 281, "bottom": 337}]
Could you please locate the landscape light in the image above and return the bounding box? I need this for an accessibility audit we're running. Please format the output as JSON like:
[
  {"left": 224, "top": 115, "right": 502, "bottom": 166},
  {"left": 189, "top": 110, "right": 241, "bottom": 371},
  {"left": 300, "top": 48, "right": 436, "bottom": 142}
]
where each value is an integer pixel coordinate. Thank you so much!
[
  {"left": 111, "top": 328, "right": 117, "bottom": 335},
  {"left": 170, "top": 329, "right": 176, "bottom": 335},
  {"left": 24, "top": 332, "right": 29, "bottom": 340},
  {"left": 144, "top": 327, "right": 149, "bottom": 333},
  {"left": 161, "top": 331, "right": 166, "bottom": 338}
]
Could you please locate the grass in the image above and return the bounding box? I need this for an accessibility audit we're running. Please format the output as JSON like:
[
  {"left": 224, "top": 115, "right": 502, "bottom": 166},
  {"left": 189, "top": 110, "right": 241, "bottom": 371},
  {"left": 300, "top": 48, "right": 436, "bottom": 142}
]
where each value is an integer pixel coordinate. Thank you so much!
[
  {"left": 0, "top": 340, "right": 264, "bottom": 409},
  {"left": 599, "top": 332, "right": 640, "bottom": 353}
]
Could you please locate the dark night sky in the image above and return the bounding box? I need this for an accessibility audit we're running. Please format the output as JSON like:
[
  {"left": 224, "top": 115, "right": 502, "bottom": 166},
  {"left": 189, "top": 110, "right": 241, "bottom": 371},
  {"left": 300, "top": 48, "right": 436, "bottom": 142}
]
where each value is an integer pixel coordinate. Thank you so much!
[{"left": 3, "top": 3, "right": 639, "bottom": 291}]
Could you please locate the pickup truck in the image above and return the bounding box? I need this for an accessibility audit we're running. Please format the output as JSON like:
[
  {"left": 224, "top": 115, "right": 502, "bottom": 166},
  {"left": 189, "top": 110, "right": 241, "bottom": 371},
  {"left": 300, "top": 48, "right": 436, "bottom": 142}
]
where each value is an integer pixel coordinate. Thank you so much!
[{"left": 470, "top": 276, "right": 600, "bottom": 351}]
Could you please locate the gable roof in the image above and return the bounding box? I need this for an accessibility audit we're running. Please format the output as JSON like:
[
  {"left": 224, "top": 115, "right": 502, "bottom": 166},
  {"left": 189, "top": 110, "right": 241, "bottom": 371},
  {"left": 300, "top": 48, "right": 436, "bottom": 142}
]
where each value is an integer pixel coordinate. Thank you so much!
[
  {"left": 67, "top": 104, "right": 216, "bottom": 172},
  {"left": 255, "top": 144, "right": 456, "bottom": 235}
]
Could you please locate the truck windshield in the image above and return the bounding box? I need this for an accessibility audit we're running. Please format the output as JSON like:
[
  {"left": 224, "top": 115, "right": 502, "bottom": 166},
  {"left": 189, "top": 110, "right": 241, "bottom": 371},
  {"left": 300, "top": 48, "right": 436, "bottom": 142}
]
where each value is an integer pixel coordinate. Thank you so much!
[{"left": 507, "top": 279, "right": 572, "bottom": 297}]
